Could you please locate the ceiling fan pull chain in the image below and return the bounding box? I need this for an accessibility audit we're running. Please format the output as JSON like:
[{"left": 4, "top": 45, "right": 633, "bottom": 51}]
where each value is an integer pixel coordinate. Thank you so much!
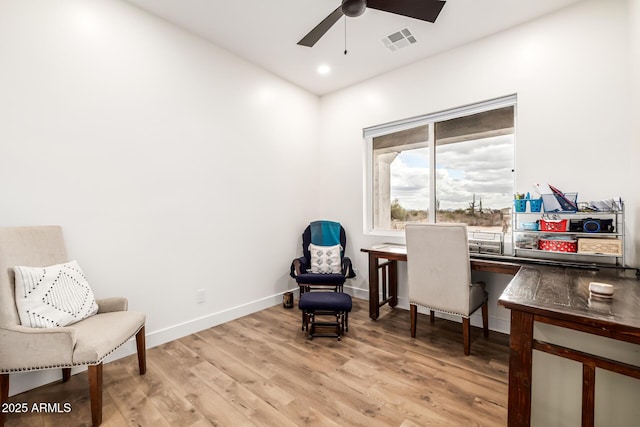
[{"left": 344, "top": 16, "right": 348, "bottom": 55}]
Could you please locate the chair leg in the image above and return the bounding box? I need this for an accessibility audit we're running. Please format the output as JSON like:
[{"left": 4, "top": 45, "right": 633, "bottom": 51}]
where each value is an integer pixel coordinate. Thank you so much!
[
  {"left": 136, "top": 326, "right": 147, "bottom": 375},
  {"left": 88, "top": 363, "right": 103, "bottom": 427},
  {"left": 429, "top": 310, "right": 435, "bottom": 324},
  {"left": 1, "top": 373, "right": 9, "bottom": 427},
  {"left": 308, "top": 312, "right": 315, "bottom": 338},
  {"left": 463, "top": 317, "right": 471, "bottom": 356},
  {"left": 482, "top": 301, "right": 489, "bottom": 338},
  {"left": 62, "top": 368, "right": 71, "bottom": 382},
  {"left": 410, "top": 304, "right": 418, "bottom": 338}
]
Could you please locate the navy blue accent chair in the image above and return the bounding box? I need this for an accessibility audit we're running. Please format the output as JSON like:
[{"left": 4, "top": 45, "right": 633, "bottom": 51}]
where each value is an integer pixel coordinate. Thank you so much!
[{"left": 289, "top": 221, "right": 356, "bottom": 293}]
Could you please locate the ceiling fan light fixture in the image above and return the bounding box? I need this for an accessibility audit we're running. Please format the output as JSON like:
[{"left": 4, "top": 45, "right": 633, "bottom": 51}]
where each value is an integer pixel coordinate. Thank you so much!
[
  {"left": 342, "top": 0, "right": 366, "bottom": 18},
  {"left": 298, "top": 0, "right": 445, "bottom": 48}
]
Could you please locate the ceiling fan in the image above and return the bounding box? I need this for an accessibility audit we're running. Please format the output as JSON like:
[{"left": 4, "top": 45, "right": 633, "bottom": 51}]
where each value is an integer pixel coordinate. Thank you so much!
[{"left": 298, "top": 0, "right": 446, "bottom": 47}]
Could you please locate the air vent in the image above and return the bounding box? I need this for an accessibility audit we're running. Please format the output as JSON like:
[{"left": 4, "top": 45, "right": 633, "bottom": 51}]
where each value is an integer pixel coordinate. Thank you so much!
[{"left": 381, "top": 28, "right": 417, "bottom": 52}]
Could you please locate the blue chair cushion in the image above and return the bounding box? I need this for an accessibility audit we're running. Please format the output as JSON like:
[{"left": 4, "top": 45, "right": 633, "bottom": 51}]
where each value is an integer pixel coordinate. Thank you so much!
[
  {"left": 295, "top": 273, "right": 346, "bottom": 286},
  {"left": 299, "top": 292, "right": 352, "bottom": 312}
]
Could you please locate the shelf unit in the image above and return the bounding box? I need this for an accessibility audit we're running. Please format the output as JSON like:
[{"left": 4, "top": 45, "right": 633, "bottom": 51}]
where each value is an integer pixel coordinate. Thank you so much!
[{"left": 512, "top": 205, "right": 625, "bottom": 267}]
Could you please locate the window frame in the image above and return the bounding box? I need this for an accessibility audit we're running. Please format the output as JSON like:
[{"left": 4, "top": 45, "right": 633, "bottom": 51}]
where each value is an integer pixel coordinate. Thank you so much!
[{"left": 363, "top": 94, "right": 517, "bottom": 237}]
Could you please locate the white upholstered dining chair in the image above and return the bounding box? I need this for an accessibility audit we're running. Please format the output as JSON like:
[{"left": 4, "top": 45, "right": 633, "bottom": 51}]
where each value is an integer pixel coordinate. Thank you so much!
[
  {"left": 405, "top": 223, "right": 489, "bottom": 355},
  {"left": 0, "top": 226, "right": 146, "bottom": 426}
]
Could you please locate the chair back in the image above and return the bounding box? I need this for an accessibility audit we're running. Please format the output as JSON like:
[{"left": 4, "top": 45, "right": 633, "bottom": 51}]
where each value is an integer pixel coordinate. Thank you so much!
[
  {"left": 301, "top": 220, "right": 347, "bottom": 262},
  {"left": 0, "top": 226, "right": 68, "bottom": 327},
  {"left": 405, "top": 223, "right": 473, "bottom": 316}
]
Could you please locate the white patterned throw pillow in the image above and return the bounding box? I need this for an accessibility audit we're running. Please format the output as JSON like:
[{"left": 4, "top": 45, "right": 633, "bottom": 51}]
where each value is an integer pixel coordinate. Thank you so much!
[
  {"left": 309, "top": 243, "right": 342, "bottom": 274},
  {"left": 14, "top": 260, "right": 99, "bottom": 328}
]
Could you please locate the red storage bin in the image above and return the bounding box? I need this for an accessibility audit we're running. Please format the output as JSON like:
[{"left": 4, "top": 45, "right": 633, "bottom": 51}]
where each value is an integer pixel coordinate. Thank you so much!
[
  {"left": 539, "top": 238, "right": 577, "bottom": 253},
  {"left": 539, "top": 219, "right": 568, "bottom": 232}
]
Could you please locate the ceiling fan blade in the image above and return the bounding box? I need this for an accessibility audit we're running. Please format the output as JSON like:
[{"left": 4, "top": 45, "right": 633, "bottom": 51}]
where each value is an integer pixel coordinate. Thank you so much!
[
  {"left": 367, "top": 0, "right": 446, "bottom": 23},
  {"left": 298, "top": 6, "right": 344, "bottom": 47}
]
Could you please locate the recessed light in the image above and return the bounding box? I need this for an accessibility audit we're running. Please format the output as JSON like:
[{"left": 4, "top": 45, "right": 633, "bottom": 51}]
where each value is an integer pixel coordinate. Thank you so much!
[{"left": 317, "top": 64, "right": 331, "bottom": 75}]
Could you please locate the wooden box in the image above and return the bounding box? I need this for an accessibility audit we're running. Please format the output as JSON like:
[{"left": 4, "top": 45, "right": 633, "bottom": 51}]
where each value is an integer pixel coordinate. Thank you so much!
[{"left": 577, "top": 238, "right": 622, "bottom": 256}]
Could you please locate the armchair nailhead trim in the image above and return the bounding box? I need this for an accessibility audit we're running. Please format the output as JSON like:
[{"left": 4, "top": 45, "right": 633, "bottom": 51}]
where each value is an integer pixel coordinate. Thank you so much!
[
  {"left": 409, "top": 302, "right": 468, "bottom": 318},
  {"left": 0, "top": 325, "right": 144, "bottom": 374}
]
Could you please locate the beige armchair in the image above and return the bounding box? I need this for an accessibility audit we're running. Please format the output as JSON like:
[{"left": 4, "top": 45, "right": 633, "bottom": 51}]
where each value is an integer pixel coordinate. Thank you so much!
[
  {"left": 405, "top": 223, "right": 488, "bottom": 355},
  {"left": 0, "top": 226, "right": 146, "bottom": 426}
]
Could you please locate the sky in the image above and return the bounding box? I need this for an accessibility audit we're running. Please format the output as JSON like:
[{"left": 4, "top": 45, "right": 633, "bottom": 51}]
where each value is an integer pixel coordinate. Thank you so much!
[{"left": 390, "top": 134, "right": 514, "bottom": 211}]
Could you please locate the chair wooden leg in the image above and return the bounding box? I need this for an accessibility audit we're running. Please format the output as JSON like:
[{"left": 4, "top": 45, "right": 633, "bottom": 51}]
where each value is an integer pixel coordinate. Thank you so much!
[
  {"left": 429, "top": 310, "right": 435, "bottom": 324},
  {"left": 62, "top": 368, "right": 71, "bottom": 382},
  {"left": 1, "top": 373, "right": 9, "bottom": 427},
  {"left": 463, "top": 317, "right": 471, "bottom": 356},
  {"left": 88, "top": 364, "right": 103, "bottom": 427},
  {"left": 410, "top": 304, "right": 418, "bottom": 338},
  {"left": 482, "top": 301, "right": 489, "bottom": 338},
  {"left": 136, "top": 326, "right": 147, "bottom": 375},
  {"left": 1, "top": 373, "right": 9, "bottom": 402}
]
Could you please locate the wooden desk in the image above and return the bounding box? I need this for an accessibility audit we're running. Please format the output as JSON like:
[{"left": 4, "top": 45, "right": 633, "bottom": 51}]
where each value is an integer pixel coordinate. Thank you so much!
[
  {"left": 360, "top": 244, "right": 520, "bottom": 320},
  {"left": 361, "top": 244, "right": 640, "bottom": 424},
  {"left": 499, "top": 266, "right": 640, "bottom": 426}
]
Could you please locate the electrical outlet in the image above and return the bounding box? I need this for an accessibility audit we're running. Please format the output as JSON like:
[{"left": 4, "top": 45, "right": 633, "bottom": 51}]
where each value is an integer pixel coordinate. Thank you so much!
[{"left": 196, "top": 289, "right": 206, "bottom": 303}]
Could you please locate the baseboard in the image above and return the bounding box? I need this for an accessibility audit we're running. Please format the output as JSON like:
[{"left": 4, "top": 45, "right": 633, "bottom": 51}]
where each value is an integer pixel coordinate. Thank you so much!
[{"left": 8, "top": 288, "right": 299, "bottom": 397}]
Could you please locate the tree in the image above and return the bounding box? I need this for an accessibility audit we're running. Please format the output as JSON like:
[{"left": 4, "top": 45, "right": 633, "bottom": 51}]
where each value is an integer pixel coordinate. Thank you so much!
[
  {"left": 390, "top": 199, "right": 407, "bottom": 221},
  {"left": 467, "top": 193, "right": 477, "bottom": 216}
]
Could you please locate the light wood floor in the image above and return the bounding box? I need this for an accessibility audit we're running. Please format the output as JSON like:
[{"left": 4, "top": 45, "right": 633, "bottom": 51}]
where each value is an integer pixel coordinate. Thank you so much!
[{"left": 4, "top": 297, "right": 509, "bottom": 426}]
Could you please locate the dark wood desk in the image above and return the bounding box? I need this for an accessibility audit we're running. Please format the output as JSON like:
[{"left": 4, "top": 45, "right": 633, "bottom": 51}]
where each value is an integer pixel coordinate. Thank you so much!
[
  {"left": 360, "top": 244, "right": 520, "bottom": 320},
  {"left": 361, "top": 244, "right": 640, "bottom": 425},
  {"left": 499, "top": 266, "right": 640, "bottom": 427}
]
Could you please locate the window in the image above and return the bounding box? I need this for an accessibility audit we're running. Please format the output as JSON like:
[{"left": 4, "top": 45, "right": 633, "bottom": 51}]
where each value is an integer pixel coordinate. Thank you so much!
[{"left": 364, "top": 96, "right": 516, "bottom": 246}]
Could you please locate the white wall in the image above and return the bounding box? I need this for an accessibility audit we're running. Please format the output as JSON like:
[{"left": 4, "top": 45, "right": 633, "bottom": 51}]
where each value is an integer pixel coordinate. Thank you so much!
[
  {"left": 0, "top": 0, "right": 321, "bottom": 394},
  {"left": 632, "top": 0, "right": 640, "bottom": 247}
]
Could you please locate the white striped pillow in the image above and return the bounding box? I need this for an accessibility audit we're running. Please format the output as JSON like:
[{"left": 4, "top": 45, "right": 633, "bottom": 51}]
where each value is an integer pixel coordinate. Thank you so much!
[{"left": 14, "top": 260, "right": 99, "bottom": 328}]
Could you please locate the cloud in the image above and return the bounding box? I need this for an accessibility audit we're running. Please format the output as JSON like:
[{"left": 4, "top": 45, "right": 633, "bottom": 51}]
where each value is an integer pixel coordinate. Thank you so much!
[{"left": 390, "top": 135, "right": 513, "bottom": 211}]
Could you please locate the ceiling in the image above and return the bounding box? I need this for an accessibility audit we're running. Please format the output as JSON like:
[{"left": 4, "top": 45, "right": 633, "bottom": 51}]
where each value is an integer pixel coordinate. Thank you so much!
[{"left": 124, "top": 0, "right": 585, "bottom": 96}]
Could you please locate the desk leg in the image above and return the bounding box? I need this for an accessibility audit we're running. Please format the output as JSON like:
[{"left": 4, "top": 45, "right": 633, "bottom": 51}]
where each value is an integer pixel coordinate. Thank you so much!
[
  {"left": 368, "top": 253, "right": 379, "bottom": 320},
  {"left": 507, "top": 310, "right": 534, "bottom": 427},
  {"left": 582, "top": 364, "right": 596, "bottom": 427},
  {"left": 389, "top": 260, "right": 397, "bottom": 308}
]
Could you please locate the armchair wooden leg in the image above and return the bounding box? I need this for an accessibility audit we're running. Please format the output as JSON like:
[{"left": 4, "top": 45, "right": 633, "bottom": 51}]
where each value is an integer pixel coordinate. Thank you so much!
[
  {"left": 1, "top": 373, "right": 8, "bottom": 403},
  {"left": 429, "top": 310, "right": 435, "bottom": 324},
  {"left": 62, "top": 368, "right": 71, "bottom": 382},
  {"left": 136, "top": 326, "right": 147, "bottom": 375},
  {"left": 1, "top": 373, "right": 9, "bottom": 427},
  {"left": 88, "top": 364, "right": 103, "bottom": 427},
  {"left": 410, "top": 304, "right": 418, "bottom": 338},
  {"left": 463, "top": 317, "right": 471, "bottom": 356},
  {"left": 482, "top": 301, "right": 489, "bottom": 338}
]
